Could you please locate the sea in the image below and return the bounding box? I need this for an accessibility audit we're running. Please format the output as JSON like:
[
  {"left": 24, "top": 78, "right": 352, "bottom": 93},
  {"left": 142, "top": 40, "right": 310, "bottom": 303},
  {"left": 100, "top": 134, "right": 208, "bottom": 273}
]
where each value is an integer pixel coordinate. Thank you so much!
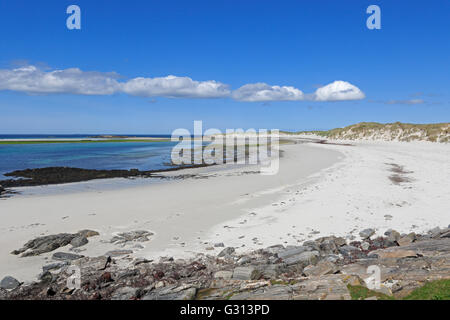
[{"left": 0, "top": 134, "right": 179, "bottom": 179}]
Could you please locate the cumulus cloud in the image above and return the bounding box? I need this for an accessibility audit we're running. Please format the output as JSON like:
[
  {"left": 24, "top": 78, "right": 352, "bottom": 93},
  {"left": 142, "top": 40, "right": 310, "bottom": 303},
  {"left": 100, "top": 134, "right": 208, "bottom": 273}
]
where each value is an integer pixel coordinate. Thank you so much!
[
  {"left": 0, "top": 65, "right": 366, "bottom": 102},
  {"left": 0, "top": 66, "right": 230, "bottom": 99},
  {"left": 232, "top": 83, "right": 304, "bottom": 102},
  {"left": 0, "top": 66, "right": 120, "bottom": 95},
  {"left": 122, "top": 75, "right": 230, "bottom": 98},
  {"left": 313, "top": 80, "right": 365, "bottom": 101}
]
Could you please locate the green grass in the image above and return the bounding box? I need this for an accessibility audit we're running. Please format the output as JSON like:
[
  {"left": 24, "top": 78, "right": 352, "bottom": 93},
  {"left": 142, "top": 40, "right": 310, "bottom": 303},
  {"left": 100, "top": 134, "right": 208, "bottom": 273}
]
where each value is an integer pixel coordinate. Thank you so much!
[
  {"left": 0, "top": 139, "right": 171, "bottom": 145},
  {"left": 348, "top": 279, "right": 450, "bottom": 300},
  {"left": 404, "top": 279, "right": 450, "bottom": 300},
  {"left": 347, "top": 285, "right": 394, "bottom": 300}
]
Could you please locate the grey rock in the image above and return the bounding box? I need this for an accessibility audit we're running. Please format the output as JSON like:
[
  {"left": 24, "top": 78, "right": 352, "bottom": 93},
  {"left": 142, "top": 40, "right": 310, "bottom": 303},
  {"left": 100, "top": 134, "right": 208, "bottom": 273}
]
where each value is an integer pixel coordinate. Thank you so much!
[
  {"left": 283, "top": 250, "right": 320, "bottom": 267},
  {"left": 237, "top": 256, "right": 251, "bottom": 265},
  {"left": 303, "top": 260, "right": 338, "bottom": 277},
  {"left": 104, "top": 249, "right": 133, "bottom": 257},
  {"left": 429, "top": 227, "right": 441, "bottom": 238},
  {"left": 339, "top": 245, "right": 361, "bottom": 255},
  {"left": 232, "top": 267, "right": 261, "bottom": 280},
  {"left": 42, "top": 261, "right": 69, "bottom": 272},
  {"left": 230, "top": 285, "right": 293, "bottom": 300},
  {"left": 361, "top": 242, "right": 370, "bottom": 251},
  {"left": 111, "top": 287, "right": 138, "bottom": 300},
  {"left": 259, "top": 263, "right": 287, "bottom": 279},
  {"left": 303, "top": 241, "right": 320, "bottom": 251},
  {"left": 38, "top": 271, "right": 53, "bottom": 283},
  {"left": 214, "top": 270, "right": 233, "bottom": 279},
  {"left": 319, "top": 240, "right": 338, "bottom": 254},
  {"left": 12, "top": 233, "right": 77, "bottom": 257},
  {"left": 277, "top": 246, "right": 310, "bottom": 259},
  {"left": 52, "top": 252, "right": 84, "bottom": 261},
  {"left": 110, "top": 230, "right": 153, "bottom": 245},
  {"left": 143, "top": 286, "right": 197, "bottom": 300},
  {"left": 218, "top": 247, "right": 235, "bottom": 257},
  {"left": 70, "top": 236, "right": 88, "bottom": 248},
  {"left": 359, "top": 228, "right": 375, "bottom": 239},
  {"left": 214, "top": 243, "right": 225, "bottom": 248},
  {"left": 0, "top": 276, "right": 20, "bottom": 290}
]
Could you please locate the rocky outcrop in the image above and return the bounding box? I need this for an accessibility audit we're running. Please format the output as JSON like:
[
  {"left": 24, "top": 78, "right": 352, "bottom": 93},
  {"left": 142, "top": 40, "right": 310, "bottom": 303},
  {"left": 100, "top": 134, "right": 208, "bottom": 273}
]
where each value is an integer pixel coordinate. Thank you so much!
[
  {"left": 11, "top": 230, "right": 99, "bottom": 257},
  {"left": 1, "top": 226, "right": 449, "bottom": 300}
]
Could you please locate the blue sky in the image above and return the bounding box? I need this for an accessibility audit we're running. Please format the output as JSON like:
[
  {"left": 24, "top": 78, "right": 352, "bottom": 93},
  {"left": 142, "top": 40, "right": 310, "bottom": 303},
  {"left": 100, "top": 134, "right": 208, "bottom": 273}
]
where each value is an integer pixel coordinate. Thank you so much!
[{"left": 0, "top": 0, "right": 448, "bottom": 134}]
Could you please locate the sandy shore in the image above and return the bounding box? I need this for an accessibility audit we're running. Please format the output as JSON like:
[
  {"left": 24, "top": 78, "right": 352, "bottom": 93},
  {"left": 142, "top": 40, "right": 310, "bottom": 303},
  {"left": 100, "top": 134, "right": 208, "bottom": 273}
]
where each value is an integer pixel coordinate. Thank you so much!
[{"left": 1, "top": 140, "right": 449, "bottom": 283}]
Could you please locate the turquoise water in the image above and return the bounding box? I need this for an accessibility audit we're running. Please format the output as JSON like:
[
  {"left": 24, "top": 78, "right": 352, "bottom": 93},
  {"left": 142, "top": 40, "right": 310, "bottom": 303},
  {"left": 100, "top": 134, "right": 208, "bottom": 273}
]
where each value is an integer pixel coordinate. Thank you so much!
[{"left": 0, "top": 139, "right": 178, "bottom": 179}]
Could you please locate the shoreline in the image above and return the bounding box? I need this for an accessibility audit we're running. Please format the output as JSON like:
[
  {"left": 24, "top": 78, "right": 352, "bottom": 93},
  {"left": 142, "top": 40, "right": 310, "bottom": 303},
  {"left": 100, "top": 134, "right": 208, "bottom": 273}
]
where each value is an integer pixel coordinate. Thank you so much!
[{"left": 1, "top": 139, "right": 449, "bottom": 286}]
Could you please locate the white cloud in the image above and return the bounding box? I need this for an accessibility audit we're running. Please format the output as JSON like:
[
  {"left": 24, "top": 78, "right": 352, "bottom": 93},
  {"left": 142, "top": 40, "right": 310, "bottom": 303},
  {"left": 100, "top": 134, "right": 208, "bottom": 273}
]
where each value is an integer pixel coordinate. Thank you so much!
[
  {"left": 313, "top": 80, "right": 365, "bottom": 101},
  {"left": 0, "top": 66, "right": 230, "bottom": 98},
  {"left": 0, "top": 65, "right": 366, "bottom": 102},
  {"left": 232, "top": 83, "right": 304, "bottom": 102},
  {"left": 121, "top": 75, "right": 230, "bottom": 98},
  {"left": 0, "top": 66, "right": 120, "bottom": 95}
]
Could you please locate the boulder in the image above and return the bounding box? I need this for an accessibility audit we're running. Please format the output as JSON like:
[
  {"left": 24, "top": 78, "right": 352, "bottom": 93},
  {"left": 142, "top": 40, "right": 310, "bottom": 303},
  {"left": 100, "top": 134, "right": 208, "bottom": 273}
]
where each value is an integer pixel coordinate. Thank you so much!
[
  {"left": 282, "top": 250, "right": 319, "bottom": 267},
  {"left": 232, "top": 267, "right": 261, "bottom": 280},
  {"left": 218, "top": 247, "right": 235, "bottom": 257},
  {"left": 0, "top": 276, "right": 20, "bottom": 290},
  {"left": 303, "top": 260, "right": 338, "bottom": 277},
  {"left": 70, "top": 236, "right": 88, "bottom": 248},
  {"left": 359, "top": 228, "right": 375, "bottom": 239},
  {"left": 52, "top": 252, "right": 84, "bottom": 261}
]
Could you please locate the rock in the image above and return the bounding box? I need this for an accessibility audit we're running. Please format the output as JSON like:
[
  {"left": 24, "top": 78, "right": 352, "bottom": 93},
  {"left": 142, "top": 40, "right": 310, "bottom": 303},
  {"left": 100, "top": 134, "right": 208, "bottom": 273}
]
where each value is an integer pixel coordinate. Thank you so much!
[
  {"left": 319, "top": 240, "right": 338, "bottom": 254},
  {"left": 291, "top": 274, "right": 351, "bottom": 300},
  {"left": 385, "top": 229, "right": 401, "bottom": 242},
  {"left": 282, "top": 250, "right": 319, "bottom": 267},
  {"left": 230, "top": 284, "right": 292, "bottom": 300},
  {"left": 42, "top": 261, "right": 69, "bottom": 272},
  {"left": 0, "top": 276, "right": 20, "bottom": 290},
  {"left": 276, "top": 246, "right": 310, "bottom": 259},
  {"left": 143, "top": 285, "right": 197, "bottom": 300},
  {"left": 359, "top": 228, "right": 375, "bottom": 239},
  {"left": 38, "top": 271, "right": 53, "bottom": 283},
  {"left": 52, "top": 252, "right": 84, "bottom": 261},
  {"left": 302, "top": 241, "right": 320, "bottom": 251},
  {"left": 218, "top": 247, "right": 235, "bottom": 257},
  {"left": 371, "top": 248, "right": 418, "bottom": 259},
  {"left": 237, "top": 256, "right": 251, "bottom": 265},
  {"left": 214, "top": 271, "right": 233, "bottom": 279},
  {"left": 440, "top": 230, "right": 450, "bottom": 238},
  {"left": 232, "top": 267, "right": 261, "bottom": 280},
  {"left": 111, "top": 287, "right": 137, "bottom": 300},
  {"left": 214, "top": 243, "right": 225, "bottom": 248},
  {"left": 361, "top": 242, "right": 370, "bottom": 251},
  {"left": 70, "top": 236, "right": 88, "bottom": 248},
  {"left": 398, "top": 233, "right": 416, "bottom": 246},
  {"left": 110, "top": 230, "right": 153, "bottom": 245},
  {"left": 303, "top": 260, "right": 338, "bottom": 277},
  {"left": 104, "top": 249, "right": 133, "bottom": 257},
  {"left": 339, "top": 245, "right": 361, "bottom": 255},
  {"left": 77, "top": 230, "right": 100, "bottom": 238},
  {"left": 98, "top": 272, "right": 113, "bottom": 283},
  {"left": 12, "top": 233, "right": 77, "bottom": 257},
  {"left": 429, "top": 227, "right": 441, "bottom": 238},
  {"left": 259, "top": 264, "right": 287, "bottom": 279}
]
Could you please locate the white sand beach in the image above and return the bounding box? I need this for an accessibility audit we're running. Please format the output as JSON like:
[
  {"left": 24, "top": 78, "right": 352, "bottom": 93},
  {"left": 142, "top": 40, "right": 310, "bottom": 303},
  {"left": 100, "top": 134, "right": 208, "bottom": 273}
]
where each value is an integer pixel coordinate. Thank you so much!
[{"left": 1, "top": 140, "right": 449, "bottom": 283}]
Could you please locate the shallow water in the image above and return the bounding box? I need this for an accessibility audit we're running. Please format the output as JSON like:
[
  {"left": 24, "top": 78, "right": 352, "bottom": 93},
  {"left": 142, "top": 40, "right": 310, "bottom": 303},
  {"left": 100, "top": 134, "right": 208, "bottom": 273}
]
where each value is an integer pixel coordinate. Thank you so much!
[{"left": 0, "top": 139, "right": 177, "bottom": 179}]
